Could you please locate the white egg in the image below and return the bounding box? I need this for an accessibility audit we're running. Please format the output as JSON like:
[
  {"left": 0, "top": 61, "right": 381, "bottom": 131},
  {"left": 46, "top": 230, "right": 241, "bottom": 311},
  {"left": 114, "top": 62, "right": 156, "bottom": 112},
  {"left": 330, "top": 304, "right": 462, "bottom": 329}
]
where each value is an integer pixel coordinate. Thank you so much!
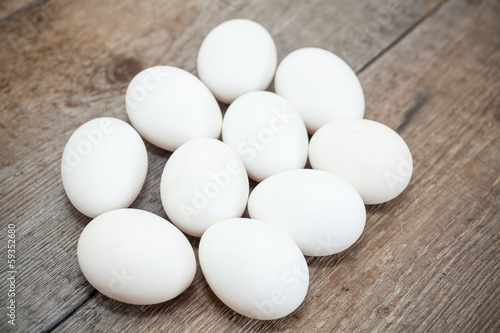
[
  {"left": 275, "top": 47, "right": 365, "bottom": 134},
  {"left": 161, "top": 138, "right": 249, "bottom": 237},
  {"left": 199, "top": 218, "right": 309, "bottom": 320},
  {"left": 248, "top": 169, "right": 366, "bottom": 256},
  {"left": 309, "top": 119, "right": 413, "bottom": 204},
  {"left": 125, "top": 66, "right": 222, "bottom": 151},
  {"left": 61, "top": 117, "right": 148, "bottom": 218},
  {"left": 222, "top": 91, "right": 308, "bottom": 182},
  {"left": 197, "top": 19, "right": 277, "bottom": 104},
  {"left": 77, "top": 209, "right": 196, "bottom": 305}
]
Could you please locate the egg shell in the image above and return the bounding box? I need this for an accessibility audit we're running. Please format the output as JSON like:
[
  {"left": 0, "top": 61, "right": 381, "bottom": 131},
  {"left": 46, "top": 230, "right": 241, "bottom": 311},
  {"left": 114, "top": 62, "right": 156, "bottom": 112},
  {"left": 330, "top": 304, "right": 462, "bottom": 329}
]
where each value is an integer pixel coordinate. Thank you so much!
[
  {"left": 199, "top": 218, "right": 309, "bottom": 320},
  {"left": 222, "top": 91, "right": 309, "bottom": 182},
  {"left": 275, "top": 47, "right": 365, "bottom": 134},
  {"left": 61, "top": 117, "right": 148, "bottom": 218},
  {"left": 161, "top": 138, "right": 249, "bottom": 237},
  {"left": 309, "top": 119, "right": 413, "bottom": 204},
  {"left": 125, "top": 66, "right": 222, "bottom": 151},
  {"left": 77, "top": 208, "right": 196, "bottom": 305},
  {"left": 248, "top": 169, "right": 366, "bottom": 256},
  {"left": 197, "top": 19, "right": 277, "bottom": 104}
]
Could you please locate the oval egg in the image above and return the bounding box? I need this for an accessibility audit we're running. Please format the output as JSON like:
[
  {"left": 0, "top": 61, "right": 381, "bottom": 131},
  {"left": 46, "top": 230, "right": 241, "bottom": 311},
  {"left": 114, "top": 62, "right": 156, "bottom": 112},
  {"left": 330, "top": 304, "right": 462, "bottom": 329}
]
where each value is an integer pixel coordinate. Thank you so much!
[
  {"left": 309, "top": 119, "right": 413, "bottom": 204},
  {"left": 275, "top": 47, "right": 365, "bottom": 134},
  {"left": 161, "top": 138, "right": 249, "bottom": 237},
  {"left": 77, "top": 208, "right": 196, "bottom": 305},
  {"left": 61, "top": 117, "right": 148, "bottom": 218},
  {"left": 222, "top": 91, "right": 309, "bottom": 182},
  {"left": 248, "top": 169, "right": 366, "bottom": 256},
  {"left": 197, "top": 19, "right": 277, "bottom": 104},
  {"left": 125, "top": 66, "right": 222, "bottom": 151},
  {"left": 199, "top": 218, "right": 309, "bottom": 320}
]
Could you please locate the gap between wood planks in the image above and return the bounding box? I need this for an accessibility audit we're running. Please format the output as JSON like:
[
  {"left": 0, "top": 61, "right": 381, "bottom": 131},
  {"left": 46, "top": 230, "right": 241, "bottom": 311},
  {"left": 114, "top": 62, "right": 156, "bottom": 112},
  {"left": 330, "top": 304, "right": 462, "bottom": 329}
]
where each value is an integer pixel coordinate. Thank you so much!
[
  {"left": 356, "top": 0, "right": 448, "bottom": 78},
  {"left": 39, "top": 290, "right": 98, "bottom": 333}
]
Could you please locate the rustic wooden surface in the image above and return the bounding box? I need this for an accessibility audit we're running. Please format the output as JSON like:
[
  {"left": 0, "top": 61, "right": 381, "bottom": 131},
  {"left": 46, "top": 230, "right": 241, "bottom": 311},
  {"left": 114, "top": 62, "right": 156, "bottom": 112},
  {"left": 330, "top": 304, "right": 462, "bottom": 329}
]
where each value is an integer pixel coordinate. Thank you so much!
[{"left": 1, "top": 0, "right": 499, "bottom": 332}]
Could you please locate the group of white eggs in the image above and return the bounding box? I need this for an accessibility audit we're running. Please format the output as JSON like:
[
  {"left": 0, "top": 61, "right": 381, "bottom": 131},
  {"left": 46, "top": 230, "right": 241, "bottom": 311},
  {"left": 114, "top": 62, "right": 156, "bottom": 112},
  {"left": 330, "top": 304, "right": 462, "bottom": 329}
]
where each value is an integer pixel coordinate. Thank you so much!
[{"left": 61, "top": 19, "right": 413, "bottom": 320}]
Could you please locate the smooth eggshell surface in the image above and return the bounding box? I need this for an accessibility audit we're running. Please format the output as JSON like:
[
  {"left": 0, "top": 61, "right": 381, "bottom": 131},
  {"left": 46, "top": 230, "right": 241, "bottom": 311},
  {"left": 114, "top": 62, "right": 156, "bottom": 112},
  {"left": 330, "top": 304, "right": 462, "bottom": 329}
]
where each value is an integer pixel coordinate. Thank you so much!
[
  {"left": 125, "top": 66, "right": 222, "bottom": 151},
  {"left": 77, "top": 209, "right": 196, "bottom": 305},
  {"left": 197, "top": 19, "right": 277, "bottom": 104},
  {"left": 309, "top": 119, "right": 413, "bottom": 204},
  {"left": 275, "top": 47, "right": 365, "bottom": 134},
  {"left": 61, "top": 117, "right": 148, "bottom": 218},
  {"left": 161, "top": 138, "right": 249, "bottom": 237},
  {"left": 248, "top": 169, "right": 366, "bottom": 256},
  {"left": 222, "top": 91, "right": 309, "bottom": 182},
  {"left": 199, "top": 218, "right": 309, "bottom": 320}
]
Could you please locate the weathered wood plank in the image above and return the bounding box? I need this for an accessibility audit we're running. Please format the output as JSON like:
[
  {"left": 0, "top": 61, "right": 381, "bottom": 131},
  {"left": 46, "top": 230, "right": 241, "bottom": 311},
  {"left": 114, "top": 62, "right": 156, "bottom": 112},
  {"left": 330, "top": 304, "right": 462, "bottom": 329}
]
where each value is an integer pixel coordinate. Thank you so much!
[
  {"left": 4, "top": 0, "right": 499, "bottom": 332},
  {"left": 53, "top": 0, "right": 500, "bottom": 332},
  {"left": 0, "top": 0, "right": 443, "bottom": 168}
]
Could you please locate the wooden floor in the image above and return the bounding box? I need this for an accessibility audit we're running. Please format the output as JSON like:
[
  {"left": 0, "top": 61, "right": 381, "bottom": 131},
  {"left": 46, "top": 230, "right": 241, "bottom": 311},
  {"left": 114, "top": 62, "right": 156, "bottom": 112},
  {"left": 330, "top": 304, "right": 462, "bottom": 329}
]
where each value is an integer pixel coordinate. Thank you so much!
[{"left": 1, "top": 0, "right": 499, "bottom": 332}]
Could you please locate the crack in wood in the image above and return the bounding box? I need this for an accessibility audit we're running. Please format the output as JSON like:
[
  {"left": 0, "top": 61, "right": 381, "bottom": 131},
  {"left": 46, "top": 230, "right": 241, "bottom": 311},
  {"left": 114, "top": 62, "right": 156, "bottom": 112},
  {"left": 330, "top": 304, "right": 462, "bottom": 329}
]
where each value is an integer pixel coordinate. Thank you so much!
[{"left": 396, "top": 92, "right": 433, "bottom": 133}]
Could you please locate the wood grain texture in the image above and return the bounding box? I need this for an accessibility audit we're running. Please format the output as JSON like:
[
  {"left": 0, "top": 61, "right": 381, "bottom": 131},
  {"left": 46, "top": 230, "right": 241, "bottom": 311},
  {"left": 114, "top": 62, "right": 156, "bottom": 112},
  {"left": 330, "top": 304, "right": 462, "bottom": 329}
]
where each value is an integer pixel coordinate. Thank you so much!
[
  {"left": 0, "top": 0, "right": 45, "bottom": 22},
  {"left": 0, "top": 0, "right": 442, "bottom": 169},
  {"left": 1, "top": 0, "right": 499, "bottom": 332}
]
